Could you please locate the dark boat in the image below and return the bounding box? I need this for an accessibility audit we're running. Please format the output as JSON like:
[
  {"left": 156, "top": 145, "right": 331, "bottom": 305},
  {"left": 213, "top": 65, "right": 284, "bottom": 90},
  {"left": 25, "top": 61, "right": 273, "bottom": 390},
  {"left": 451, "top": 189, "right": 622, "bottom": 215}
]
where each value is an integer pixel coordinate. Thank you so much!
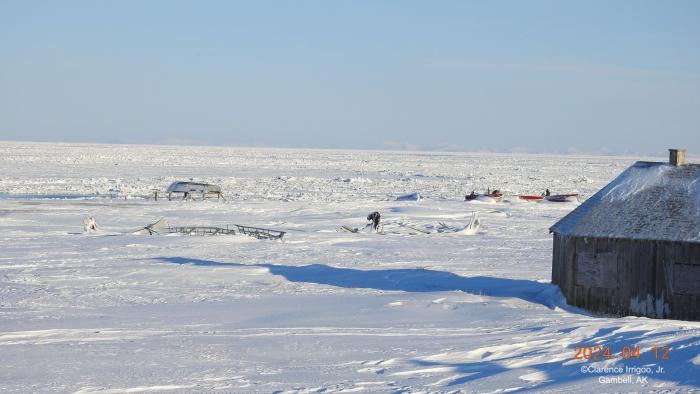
[{"left": 545, "top": 193, "right": 579, "bottom": 202}]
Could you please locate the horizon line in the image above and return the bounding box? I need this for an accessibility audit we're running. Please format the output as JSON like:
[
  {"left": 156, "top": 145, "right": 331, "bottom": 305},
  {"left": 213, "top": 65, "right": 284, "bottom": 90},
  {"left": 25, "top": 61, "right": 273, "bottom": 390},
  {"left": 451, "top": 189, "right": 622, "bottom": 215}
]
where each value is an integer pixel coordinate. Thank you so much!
[{"left": 0, "top": 138, "right": 679, "bottom": 160}]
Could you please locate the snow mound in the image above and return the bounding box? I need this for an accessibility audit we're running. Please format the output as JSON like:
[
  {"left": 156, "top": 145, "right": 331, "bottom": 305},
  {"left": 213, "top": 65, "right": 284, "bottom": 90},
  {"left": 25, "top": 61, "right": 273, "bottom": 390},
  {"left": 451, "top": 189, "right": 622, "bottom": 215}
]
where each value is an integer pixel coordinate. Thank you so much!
[
  {"left": 396, "top": 192, "right": 422, "bottom": 201},
  {"left": 465, "top": 195, "right": 497, "bottom": 204}
]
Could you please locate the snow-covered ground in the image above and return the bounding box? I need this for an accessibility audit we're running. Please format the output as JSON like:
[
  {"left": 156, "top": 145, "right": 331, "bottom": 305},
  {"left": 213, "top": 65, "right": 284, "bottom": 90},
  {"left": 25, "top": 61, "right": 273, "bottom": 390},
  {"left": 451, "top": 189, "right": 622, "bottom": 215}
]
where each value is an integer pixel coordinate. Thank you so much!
[{"left": 0, "top": 141, "right": 698, "bottom": 393}]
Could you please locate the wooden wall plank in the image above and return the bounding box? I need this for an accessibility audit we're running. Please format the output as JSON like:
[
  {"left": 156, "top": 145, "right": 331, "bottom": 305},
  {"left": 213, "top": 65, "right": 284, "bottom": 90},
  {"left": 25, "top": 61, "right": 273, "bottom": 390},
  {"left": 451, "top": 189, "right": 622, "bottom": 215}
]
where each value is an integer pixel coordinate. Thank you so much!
[{"left": 551, "top": 233, "right": 699, "bottom": 321}]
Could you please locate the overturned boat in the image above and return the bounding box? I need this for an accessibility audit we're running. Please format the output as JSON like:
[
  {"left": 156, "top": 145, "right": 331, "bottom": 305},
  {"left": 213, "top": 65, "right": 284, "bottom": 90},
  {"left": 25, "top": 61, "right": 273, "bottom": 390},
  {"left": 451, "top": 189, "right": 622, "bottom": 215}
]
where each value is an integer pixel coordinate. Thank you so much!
[{"left": 156, "top": 181, "right": 224, "bottom": 201}]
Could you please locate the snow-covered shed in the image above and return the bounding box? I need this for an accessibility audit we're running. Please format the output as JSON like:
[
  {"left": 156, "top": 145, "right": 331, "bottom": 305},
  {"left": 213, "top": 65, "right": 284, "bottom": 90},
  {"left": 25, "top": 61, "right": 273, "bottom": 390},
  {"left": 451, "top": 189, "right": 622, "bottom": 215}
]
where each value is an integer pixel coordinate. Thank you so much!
[
  {"left": 165, "top": 181, "right": 223, "bottom": 200},
  {"left": 550, "top": 149, "right": 700, "bottom": 321}
]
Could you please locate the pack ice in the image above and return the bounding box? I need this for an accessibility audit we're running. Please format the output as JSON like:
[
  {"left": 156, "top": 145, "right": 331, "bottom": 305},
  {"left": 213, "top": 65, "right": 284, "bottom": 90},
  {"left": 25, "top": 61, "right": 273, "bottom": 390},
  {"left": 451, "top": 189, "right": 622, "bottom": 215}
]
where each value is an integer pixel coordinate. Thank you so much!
[{"left": 0, "top": 142, "right": 698, "bottom": 393}]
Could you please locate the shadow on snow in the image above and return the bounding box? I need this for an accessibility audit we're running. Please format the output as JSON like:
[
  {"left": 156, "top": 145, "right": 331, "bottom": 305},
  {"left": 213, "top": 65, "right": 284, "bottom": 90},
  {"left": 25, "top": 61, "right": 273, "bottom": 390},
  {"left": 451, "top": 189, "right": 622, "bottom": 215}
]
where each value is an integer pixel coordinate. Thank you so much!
[
  {"left": 157, "top": 257, "right": 564, "bottom": 310},
  {"left": 156, "top": 257, "right": 699, "bottom": 390}
]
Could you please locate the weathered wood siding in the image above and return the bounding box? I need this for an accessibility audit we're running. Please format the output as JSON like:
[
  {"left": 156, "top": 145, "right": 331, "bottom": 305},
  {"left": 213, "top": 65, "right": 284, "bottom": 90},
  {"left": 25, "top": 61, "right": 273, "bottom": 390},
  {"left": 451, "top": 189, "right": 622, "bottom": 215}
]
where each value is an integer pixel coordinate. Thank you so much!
[{"left": 552, "top": 233, "right": 700, "bottom": 321}]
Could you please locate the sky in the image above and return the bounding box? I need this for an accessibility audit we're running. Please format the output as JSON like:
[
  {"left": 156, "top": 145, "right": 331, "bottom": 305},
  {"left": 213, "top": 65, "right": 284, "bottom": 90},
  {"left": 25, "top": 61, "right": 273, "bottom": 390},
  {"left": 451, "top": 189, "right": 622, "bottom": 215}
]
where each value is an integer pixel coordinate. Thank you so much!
[{"left": 1, "top": 1, "right": 698, "bottom": 155}]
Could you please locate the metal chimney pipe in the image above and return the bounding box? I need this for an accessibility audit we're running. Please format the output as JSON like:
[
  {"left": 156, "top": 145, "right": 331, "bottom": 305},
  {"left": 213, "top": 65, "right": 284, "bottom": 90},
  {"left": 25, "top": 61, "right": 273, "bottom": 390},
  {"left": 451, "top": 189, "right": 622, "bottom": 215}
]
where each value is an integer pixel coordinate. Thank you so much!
[{"left": 669, "top": 149, "right": 686, "bottom": 166}]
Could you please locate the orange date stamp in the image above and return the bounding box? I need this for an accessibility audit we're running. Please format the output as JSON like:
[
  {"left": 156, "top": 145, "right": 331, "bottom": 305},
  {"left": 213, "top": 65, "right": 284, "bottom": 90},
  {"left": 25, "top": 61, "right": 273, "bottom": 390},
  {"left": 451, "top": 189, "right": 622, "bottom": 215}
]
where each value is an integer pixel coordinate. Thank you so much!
[{"left": 572, "top": 344, "right": 670, "bottom": 362}]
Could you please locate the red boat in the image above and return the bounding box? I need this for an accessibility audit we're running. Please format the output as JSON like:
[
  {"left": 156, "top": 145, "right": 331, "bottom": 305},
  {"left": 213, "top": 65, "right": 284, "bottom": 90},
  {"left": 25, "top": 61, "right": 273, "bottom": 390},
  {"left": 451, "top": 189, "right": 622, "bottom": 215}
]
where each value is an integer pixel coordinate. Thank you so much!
[
  {"left": 518, "top": 195, "right": 544, "bottom": 201},
  {"left": 519, "top": 193, "right": 579, "bottom": 202}
]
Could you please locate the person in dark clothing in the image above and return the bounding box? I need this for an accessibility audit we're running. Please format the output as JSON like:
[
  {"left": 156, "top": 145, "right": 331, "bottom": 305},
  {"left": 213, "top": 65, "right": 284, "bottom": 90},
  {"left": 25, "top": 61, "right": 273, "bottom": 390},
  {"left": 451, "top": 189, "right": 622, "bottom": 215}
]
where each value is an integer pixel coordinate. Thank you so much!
[
  {"left": 367, "top": 211, "right": 381, "bottom": 231},
  {"left": 545, "top": 189, "right": 551, "bottom": 196}
]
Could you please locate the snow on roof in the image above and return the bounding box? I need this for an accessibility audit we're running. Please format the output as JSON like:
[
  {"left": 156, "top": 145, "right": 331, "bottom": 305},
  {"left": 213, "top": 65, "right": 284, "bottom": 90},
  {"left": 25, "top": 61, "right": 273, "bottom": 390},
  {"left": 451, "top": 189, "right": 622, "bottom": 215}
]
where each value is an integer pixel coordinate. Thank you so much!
[{"left": 550, "top": 161, "right": 700, "bottom": 243}]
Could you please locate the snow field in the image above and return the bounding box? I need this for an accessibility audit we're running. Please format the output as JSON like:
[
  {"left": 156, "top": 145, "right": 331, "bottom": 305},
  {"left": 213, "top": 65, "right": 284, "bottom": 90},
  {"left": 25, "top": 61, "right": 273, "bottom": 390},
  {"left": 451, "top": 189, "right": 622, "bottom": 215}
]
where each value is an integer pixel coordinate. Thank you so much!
[{"left": 0, "top": 142, "right": 698, "bottom": 393}]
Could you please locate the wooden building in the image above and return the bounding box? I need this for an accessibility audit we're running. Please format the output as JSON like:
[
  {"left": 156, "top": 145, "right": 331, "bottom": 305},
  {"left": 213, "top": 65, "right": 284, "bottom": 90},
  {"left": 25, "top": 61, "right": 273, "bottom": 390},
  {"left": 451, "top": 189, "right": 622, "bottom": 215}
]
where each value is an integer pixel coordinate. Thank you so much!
[{"left": 550, "top": 149, "right": 700, "bottom": 321}]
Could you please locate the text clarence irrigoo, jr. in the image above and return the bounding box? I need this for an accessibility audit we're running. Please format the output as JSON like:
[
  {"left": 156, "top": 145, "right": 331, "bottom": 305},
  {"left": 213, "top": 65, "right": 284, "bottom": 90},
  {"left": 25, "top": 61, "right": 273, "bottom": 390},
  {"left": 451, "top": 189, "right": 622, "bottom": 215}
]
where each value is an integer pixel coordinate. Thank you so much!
[{"left": 580, "top": 365, "right": 665, "bottom": 384}]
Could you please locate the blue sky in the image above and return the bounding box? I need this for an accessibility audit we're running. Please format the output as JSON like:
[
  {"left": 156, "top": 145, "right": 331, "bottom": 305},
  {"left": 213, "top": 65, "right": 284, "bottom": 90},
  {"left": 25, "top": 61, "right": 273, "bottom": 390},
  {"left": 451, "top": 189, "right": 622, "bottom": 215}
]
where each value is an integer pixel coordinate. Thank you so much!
[{"left": 1, "top": 1, "right": 698, "bottom": 154}]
